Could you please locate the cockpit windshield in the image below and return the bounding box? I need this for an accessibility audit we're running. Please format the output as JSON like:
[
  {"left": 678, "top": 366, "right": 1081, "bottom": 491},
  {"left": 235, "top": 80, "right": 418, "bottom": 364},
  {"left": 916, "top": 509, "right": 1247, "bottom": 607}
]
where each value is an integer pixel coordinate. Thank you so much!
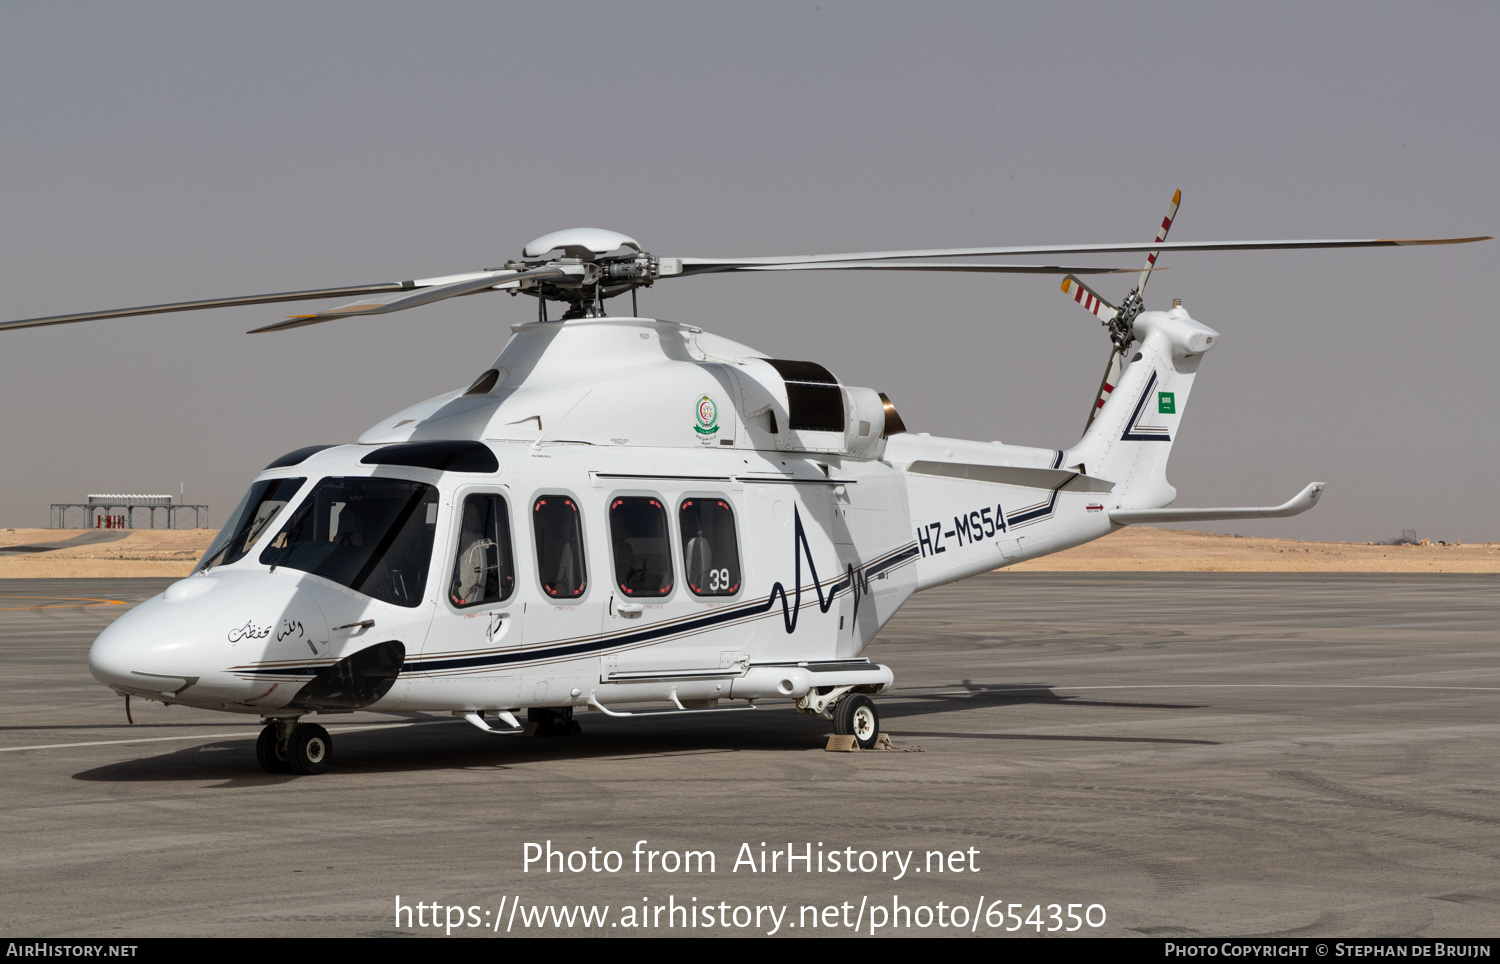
[
  {"left": 259, "top": 477, "right": 440, "bottom": 608},
  {"left": 196, "top": 477, "right": 306, "bottom": 573}
]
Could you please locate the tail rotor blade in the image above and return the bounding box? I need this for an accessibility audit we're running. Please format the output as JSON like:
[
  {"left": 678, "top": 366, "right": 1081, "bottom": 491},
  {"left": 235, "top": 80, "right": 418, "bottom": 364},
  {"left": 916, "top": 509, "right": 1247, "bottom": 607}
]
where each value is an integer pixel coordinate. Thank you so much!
[
  {"left": 1085, "top": 346, "right": 1125, "bottom": 430},
  {"left": 1137, "top": 188, "right": 1181, "bottom": 295},
  {"left": 1061, "top": 275, "right": 1120, "bottom": 322}
]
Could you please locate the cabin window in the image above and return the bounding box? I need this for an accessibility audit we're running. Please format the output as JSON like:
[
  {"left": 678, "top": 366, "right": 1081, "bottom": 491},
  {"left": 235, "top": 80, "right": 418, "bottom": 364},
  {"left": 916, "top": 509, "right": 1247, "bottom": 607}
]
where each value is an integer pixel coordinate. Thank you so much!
[
  {"left": 258, "top": 477, "right": 439, "bottom": 608},
  {"left": 533, "top": 495, "right": 587, "bottom": 599},
  {"left": 679, "top": 498, "right": 741, "bottom": 596},
  {"left": 609, "top": 496, "right": 673, "bottom": 597},
  {"left": 450, "top": 494, "right": 515, "bottom": 607},
  {"left": 197, "top": 477, "right": 305, "bottom": 572}
]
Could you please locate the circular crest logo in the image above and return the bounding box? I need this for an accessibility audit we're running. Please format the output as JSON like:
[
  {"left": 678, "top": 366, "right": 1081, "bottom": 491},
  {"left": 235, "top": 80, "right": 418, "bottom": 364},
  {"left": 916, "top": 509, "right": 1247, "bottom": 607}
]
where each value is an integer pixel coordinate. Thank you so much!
[{"left": 694, "top": 394, "right": 720, "bottom": 436}]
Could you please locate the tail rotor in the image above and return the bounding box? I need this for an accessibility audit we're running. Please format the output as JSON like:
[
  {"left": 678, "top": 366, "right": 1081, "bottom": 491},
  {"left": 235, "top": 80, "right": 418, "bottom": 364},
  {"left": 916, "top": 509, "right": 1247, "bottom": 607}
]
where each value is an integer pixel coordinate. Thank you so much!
[{"left": 1064, "top": 189, "right": 1181, "bottom": 428}]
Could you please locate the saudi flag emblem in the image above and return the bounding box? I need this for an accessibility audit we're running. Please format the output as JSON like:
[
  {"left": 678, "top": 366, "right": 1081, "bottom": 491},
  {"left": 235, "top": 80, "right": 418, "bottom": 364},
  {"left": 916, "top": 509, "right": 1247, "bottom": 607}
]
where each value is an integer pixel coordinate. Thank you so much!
[{"left": 1158, "top": 391, "right": 1176, "bottom": 415}]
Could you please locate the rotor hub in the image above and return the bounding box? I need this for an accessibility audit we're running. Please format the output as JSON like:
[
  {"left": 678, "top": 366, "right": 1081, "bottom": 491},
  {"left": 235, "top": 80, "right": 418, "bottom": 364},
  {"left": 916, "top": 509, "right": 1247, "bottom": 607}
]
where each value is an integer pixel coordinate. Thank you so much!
[
  {"left": 512, "top": 229, "right": 660, "bottom": 318},
  {"left": 521, "top": 227, "right": 642, "bottom": 260}
]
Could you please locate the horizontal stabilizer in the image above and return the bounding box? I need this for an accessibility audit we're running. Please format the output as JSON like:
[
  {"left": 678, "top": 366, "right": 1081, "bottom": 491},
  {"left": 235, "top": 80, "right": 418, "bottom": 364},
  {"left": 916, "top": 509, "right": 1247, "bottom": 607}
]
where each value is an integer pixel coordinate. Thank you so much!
[
  {"left": 1108, "top": 483, "right": 1325, "bottom": 524},
  {"left": 907, "top": 460, "right": 1117, "bottom": 493}
]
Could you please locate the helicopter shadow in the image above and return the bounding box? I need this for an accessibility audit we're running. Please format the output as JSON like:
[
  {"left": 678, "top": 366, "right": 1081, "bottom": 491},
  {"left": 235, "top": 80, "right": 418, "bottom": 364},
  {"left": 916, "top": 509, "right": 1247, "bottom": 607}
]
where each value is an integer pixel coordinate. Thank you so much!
[
  {"left": 878, "top": 679, "right": 1206, "bottom": 721},
  {"left": 877, "top": 680, "right": 1218, "bottom": 746},
  {"left": 68, "top": 681, "right": 1217, "bottom": 784},
  {"left": 0, "top": 722, "right": 262, "bottom": 733},
  {"left": 70, "top": 709, "right": 839, "bottom": 786}
]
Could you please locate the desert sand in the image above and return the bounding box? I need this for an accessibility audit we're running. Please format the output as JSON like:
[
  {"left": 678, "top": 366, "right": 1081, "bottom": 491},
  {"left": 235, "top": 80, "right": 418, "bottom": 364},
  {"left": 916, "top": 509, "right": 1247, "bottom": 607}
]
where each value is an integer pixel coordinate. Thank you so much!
[
  {"left": 1, "top": 525, "right": 1496, "bottom": 578},
  {"left": 0, "top": 528, "right": 218, "bottom": 578},
  {"left": 1008, "top": 525, "right": 1500, "bottom": 572}
]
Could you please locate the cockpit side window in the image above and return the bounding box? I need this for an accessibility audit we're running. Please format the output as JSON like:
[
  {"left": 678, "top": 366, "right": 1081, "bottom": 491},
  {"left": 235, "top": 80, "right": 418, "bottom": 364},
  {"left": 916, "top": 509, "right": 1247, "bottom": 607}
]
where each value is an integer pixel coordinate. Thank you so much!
[
  {"left": 679, "top": 498, "right": 741, "bottom": 596},
  {"left": 450, "top": 494, "right": 515, "bottom": 607},
  {"left": 196, "top": 477, "right": 306, "bottom": 573},
  {"left": 533, "top": 495, "right": 586, "bottom": 599},
  {"left": 609, "top": 496, "right": 673, "bottom": 597},
  {"left": 259, "top": 477, "right": 439, "bottom": 608}
]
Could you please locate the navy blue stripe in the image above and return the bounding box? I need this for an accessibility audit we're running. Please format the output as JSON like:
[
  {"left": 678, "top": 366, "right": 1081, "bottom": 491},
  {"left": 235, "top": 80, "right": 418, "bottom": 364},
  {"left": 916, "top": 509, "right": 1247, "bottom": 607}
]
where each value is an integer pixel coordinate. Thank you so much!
[
  {"left": 1007, "top": 495, "right": 1058, "bottom": 525},
  {"left": 1121, "top": 371, "right": 1171, "bottom": 442},
  {"left": 1006, "top": 475, "right": 1074, "bottom": 526},
  {"left": 411, "top": 598, "right": 774, "bottom": 672},
  {"left": 1003, "top": 452, "right": 1070, "bottom": 528},
  {"left": 865, "top": 544, "right": 919, "bottom": 577}
]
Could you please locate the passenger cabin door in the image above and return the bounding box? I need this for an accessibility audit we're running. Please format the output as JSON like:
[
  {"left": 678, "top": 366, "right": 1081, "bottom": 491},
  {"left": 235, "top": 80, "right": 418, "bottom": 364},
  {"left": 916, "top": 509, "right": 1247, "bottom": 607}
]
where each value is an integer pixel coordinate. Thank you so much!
[
  {"left": 603, "top": 492, "right": 751, "bottom": 680},
  {"left": 418, "top": 487, "right": 527, "bottom": 709},
  {"left": 520, "top": 491, "right": 604, "bottom": 706}
]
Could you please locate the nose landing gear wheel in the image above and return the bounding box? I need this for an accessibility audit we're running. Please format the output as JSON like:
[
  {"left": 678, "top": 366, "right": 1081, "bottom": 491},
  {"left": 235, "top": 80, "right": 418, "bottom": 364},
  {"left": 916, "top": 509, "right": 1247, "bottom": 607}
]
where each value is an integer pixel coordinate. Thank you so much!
[
  {"left": 255, "top": 723, "right": 292, "bottom": 774},
  {"left": 289, "top": 723, "right": 333, "bottom": 775},
  {"left": 833, "top": 694, "right": 880, "bottom": 750}
]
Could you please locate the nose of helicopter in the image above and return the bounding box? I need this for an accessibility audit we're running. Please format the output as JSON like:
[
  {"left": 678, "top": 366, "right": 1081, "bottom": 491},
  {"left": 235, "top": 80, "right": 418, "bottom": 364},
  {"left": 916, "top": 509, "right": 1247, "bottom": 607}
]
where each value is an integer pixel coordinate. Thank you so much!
[
  {"left": 88, "top": 571, "right": 333, "bottom": 704},
  {"left": 89, "top": 596, "right": 206, "bottom": 695}
]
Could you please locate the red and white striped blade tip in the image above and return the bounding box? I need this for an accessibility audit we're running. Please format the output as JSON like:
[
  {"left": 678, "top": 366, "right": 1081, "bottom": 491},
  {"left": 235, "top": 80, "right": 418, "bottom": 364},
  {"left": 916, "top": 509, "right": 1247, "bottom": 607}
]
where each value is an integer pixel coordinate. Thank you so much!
[{"left": 1061, "top": 277, "right": 1118, "bottom": 320}]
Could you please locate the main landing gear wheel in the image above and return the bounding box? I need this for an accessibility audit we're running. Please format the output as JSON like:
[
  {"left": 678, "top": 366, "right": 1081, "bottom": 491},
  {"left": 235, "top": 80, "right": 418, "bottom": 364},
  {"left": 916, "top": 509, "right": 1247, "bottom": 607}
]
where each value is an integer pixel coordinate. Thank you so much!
[
  {"left": 289, "top": 723, "right": 333, "bottom": 775},
  {"left": 833, "top": 695, "right": 880, "bottom": 750},
  {"left": 528, "top": 706, "right": 581, "bottom": 737},
  {"left": 255, "top": 723, "right": 291, "bottom": 774}
]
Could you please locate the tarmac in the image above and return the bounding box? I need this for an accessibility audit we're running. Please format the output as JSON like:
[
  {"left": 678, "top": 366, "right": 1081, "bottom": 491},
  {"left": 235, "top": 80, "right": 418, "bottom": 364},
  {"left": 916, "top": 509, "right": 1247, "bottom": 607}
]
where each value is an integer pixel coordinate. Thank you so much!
[{"left": 0, "top": 574, "right": 1496, "bottom": 938}]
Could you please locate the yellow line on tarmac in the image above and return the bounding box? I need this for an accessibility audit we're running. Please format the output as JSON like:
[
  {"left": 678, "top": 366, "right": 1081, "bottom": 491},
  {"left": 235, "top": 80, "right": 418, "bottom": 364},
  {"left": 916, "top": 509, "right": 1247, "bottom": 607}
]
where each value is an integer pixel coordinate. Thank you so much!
[{"left": 0, "top": 596, "right": 127, "bottom": 610}]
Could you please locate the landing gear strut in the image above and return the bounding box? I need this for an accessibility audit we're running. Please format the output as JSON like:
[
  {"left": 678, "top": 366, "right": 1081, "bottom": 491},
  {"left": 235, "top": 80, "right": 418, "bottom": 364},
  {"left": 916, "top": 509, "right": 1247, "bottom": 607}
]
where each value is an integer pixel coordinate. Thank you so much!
[{"left": 256, "top": 719, "right": 334, "bottom": 775}]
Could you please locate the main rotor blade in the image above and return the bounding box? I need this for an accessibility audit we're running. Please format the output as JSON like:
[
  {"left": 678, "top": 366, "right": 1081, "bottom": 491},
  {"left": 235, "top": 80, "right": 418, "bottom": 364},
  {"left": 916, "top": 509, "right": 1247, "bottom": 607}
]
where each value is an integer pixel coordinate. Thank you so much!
[
  {"left": 731, "top": 261, "right": 1135, "bottom": 275},
  {"left": 0, "top": 282, "right": 413, "bottom": 333},
  {"left": 672, "top": 235, "right": 1491, "bottom": 274},
  {"left": 1138, "top": 188, "right": 1181, "bottom": 296},
  {"left": 247, "top": 265, "right": 576, "bottom": 333},
  {"left": 0, "top": 265, "right": 557, "bottom": 334}
]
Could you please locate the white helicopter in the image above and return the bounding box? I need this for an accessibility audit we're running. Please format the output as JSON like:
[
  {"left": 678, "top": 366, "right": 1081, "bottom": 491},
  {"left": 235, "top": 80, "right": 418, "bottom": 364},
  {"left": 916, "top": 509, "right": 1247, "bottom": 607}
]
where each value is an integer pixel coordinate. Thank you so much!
[{"left": 2, "top": 193, "right": 1486, "bottom": 774}]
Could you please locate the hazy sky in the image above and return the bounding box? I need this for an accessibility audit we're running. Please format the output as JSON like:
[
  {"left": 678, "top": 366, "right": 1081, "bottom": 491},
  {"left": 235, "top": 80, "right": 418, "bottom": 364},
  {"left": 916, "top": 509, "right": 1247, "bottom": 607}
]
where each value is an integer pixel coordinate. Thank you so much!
[{"left": 1, "top": 2, "right": 1495, "bottom": 542}]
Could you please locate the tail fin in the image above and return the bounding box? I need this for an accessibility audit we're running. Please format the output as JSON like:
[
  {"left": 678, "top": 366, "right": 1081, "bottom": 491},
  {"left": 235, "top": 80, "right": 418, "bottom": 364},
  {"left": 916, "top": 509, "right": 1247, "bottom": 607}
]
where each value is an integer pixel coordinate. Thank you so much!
[{"left": 1066, "top": 305, "right": 1220, "bottom": 510}]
